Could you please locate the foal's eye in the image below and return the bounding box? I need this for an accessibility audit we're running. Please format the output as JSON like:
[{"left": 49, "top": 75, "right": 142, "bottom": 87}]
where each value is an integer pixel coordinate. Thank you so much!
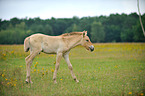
[{"left": 86, "top": 40, "right": 89, "bottom": 42}]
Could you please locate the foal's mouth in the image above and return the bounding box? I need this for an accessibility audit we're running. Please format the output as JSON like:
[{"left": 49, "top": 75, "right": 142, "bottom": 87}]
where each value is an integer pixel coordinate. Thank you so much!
[{"left": 89, "top": 45, "right": 94, "bottom": 52}]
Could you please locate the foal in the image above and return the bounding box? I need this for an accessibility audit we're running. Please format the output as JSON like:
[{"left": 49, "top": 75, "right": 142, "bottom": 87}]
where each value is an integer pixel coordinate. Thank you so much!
[{"left": 24, "top": 31, "right": 94, "bottom": 83}]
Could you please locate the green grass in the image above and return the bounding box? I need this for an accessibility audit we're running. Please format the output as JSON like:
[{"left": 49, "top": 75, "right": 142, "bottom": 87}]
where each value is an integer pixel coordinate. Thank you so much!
[{"left": 0, "top": 43, "right": 145, "bottom": 96}]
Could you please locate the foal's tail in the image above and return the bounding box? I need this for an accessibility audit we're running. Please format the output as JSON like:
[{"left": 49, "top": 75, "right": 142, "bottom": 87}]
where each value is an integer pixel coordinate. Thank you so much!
[{"left": 24, "top": 37, "right": 30, "bottom": 52}]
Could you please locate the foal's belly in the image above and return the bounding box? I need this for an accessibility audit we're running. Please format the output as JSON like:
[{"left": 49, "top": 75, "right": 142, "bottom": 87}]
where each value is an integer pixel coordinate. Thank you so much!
[
  {"left": 41, "top": 42, "right": 58, "bottom": 54},
  {"left": 42, "top": 48, "right": 57, "bottom": 54}
]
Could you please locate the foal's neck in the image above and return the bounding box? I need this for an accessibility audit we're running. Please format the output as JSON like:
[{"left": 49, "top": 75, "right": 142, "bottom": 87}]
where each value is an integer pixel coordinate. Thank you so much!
[{"left": 65, "top": 35, "right": 82, "bottom": 49}]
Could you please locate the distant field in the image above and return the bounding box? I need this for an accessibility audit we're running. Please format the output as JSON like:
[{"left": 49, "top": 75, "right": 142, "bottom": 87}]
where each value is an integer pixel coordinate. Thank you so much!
[{"left": 0, "top": 43, "right": 145, "bottom": 96}]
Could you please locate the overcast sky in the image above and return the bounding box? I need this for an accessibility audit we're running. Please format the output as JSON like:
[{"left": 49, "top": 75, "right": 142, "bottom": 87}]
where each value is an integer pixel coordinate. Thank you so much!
[{"left": 0, "top": 0, "right": 145, "bottom": 20}]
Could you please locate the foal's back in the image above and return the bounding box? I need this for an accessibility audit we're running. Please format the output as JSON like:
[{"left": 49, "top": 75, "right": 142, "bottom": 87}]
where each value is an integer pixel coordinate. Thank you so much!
[{"left": 29, "top": 33, "right": 64, "bottom": 53}]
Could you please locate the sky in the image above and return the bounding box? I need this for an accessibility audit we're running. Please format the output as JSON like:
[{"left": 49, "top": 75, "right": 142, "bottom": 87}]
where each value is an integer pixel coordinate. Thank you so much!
[{"left": 0, "top": 0, "right": 145, "bottom": 20}]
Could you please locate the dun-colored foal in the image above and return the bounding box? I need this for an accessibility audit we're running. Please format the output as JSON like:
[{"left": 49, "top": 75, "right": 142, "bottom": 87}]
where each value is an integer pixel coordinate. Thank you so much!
[{"left": 24, "top": 31, "right": 94, "bottom": 83}]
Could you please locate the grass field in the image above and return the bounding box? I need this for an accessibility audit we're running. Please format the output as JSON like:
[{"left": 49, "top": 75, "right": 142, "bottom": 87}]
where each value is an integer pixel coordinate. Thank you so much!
[{"left": 0, "top": 43, "right": 145, "bottom": 96}]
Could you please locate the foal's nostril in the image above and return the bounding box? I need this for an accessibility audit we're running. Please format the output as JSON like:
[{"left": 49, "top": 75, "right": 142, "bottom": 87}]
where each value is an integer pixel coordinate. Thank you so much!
[
  {"left": 89, "top": 45, "right": 94, "bottom": 52},
  {"left": 90, "top": 47, "right": 94, "bottom": 51}
]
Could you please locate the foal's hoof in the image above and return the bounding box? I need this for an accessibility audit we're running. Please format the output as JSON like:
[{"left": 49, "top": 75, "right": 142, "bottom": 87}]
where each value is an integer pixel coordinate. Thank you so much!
[
  {"left": 76, "top": 80, "right": 79, "bottom": 83},
  {"left": 74, "top": 78, "right": 79, "bottom": 83},
  {"left": 26, "top": 81, "right": 29, "bottom": 84},
  {"left": 54, "top": 81, "right": 57, "bottom": 84},
  {"left": 25, "top": 80, "right": 33, "bottom": 84}
]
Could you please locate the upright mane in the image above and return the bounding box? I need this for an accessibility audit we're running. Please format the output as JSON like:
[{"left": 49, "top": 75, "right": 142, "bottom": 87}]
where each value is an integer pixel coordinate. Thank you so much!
[{"left": 61, "top": 32, "right": 83, "bottom": 37}]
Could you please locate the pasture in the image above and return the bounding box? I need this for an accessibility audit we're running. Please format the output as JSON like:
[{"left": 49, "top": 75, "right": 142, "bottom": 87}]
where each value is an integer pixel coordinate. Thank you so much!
[{"left": 0, "top": 43, "right": 145, "bottom": 96}]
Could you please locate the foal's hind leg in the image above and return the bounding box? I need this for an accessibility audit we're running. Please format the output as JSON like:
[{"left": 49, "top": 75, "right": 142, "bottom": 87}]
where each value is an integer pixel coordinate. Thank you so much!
[{"left": 25, "top": 50, "right": 41, "bottom": 83}]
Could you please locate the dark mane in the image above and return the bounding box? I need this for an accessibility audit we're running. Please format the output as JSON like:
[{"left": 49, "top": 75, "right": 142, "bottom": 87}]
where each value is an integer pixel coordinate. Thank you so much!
[{"left": 61, "top": 32, "right": 83, "bottom": 37}]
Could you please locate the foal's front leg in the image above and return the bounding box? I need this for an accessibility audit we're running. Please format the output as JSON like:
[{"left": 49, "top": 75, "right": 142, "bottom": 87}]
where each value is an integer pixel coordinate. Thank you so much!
[
  {"left": 63, "top": 52, "right": 79, "bottom": 83},
  {"left": 53, "top": 53, "right": 62, "bottom": 84}
]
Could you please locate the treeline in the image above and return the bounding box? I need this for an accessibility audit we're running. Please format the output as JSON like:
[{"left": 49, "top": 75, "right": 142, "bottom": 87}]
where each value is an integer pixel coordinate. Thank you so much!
[{"left": 0, "top": 12, "right": 145, "bottom": 44}]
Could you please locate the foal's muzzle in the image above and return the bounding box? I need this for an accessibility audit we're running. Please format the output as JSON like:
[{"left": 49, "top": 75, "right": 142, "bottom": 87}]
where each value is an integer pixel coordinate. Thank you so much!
[{"left": 89, "top": 45, "right": 94, "bottom": 52}]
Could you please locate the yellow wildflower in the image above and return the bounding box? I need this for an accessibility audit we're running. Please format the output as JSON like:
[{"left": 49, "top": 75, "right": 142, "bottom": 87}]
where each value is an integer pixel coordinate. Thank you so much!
[
  {"left": 15, "top": 78, "right": 17, "bottom": 81},
  {"left": 37, "top": 70, "right": 40, "bottom": 73},
  {"left": 51, "top": 69, "right": 54, "bottom": 73},
  {"left": 42, "top": 73, "right": 44, "bottom": 76},
  {"left": 2, "top": 74, "right": 5, "bottom": 77},
  {"left": 60, "top": 79, "right": 62, "bottom": 80},
  {"left": 36, "top": 62, "right": 38, "bottom": 64},
  {"left": 34, "top": 69, "right": 36, "bottom": 72},
  {"left": 34, "top": 64, "right": 37, "bottom": 67},
  {"left": 19, "top": 66, "right": 22, "bottom": 67},
  {"left": 13, "top": 84, "right": 16, "bottom": 86},
  {"left": 140, "top": 93, "right": 144, "bottom": 96},
  {"left": 42, "top": 68, "right": 44, "bottom": 70},
  {"left": 11, "top": 51, "right": 14, "bottom": 54},
  {"left": 5, "top": 78, "right": 8, "bottom": 81},
  {"left": 128, "top": 92, "right": 132, "bottom": 95},
  {"left": 45, "top": 69, "right": 48, "bottom": 73},
  {"left": 34, "top": 62, "right": 38, "bottom": 68},
  {"left": 7, "top": 82, "right": 10, "bottom": 85},
  {"left": 3, "top": 54, "right": 6, "bottom": 56},
  {"left": 114, "top": 65, "right": 118, "bottom": 68}
]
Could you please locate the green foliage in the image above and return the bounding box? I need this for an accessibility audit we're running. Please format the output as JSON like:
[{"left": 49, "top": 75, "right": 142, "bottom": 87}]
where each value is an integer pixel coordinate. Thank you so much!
[
  {"left": 0, "top": 13, "right": 145, "bottom": 44},
  {"left": 0, "top": 22, "right": 26, "bottom": 44},
  {"left": 133, "top": 14, "right": 145, "bottom": 42},
  {"left": 44, "top": 24, "right": 53, "bottom": 35},
  {"left": 120, "top": 13, "right": 139, "bottom": 42},
  {"left": 72, "top": 24, "right": 78, "bottom": 32},
  {"left": 91, "top": 21, "right": 105, "bottom": 42}
]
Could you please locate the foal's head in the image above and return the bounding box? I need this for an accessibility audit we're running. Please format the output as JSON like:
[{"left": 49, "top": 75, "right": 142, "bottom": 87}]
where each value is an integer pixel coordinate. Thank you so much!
[{"left": 81, "top": 31, "right": 94, "bottom": 52}]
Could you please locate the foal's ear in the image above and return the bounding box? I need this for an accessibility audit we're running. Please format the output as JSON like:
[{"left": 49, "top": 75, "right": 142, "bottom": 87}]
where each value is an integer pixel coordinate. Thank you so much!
[{"left": 83, "top": 31, "right": 87, "bottom": 37}]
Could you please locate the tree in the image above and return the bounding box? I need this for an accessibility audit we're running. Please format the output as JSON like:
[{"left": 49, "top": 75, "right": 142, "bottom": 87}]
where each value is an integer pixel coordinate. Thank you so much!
[
  {"left": 121, "top": 29, "right": 133, "bottom": 42},
  {"left": 105, "top": 25, "right": 121, "bottom": 42},
  {"left": 64, "top": 23, "right": 80, "bottom": 33},
  {"left": 0, "top": 22, "right": 27, "bottom": 44},
  {"left": 0, "top": 12, "right": 145, "bottom": 44},
  {"left": 72, "top": 24, "right": 78, "bottom": 32},
  {"left": 121, "top": 13, "right": 139, "bottom": 42},
  {"left": 91, "top": 21, "right": 105, "bottom": 42},
  {"left": 44, "top": 24, "right": 53, "bottom": 35},
  {"left": 10, "top": 17, "right": 21, "bottom": 26},
  {"left": 133, "top": 14, "right": 145, "bottom": 42}
]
